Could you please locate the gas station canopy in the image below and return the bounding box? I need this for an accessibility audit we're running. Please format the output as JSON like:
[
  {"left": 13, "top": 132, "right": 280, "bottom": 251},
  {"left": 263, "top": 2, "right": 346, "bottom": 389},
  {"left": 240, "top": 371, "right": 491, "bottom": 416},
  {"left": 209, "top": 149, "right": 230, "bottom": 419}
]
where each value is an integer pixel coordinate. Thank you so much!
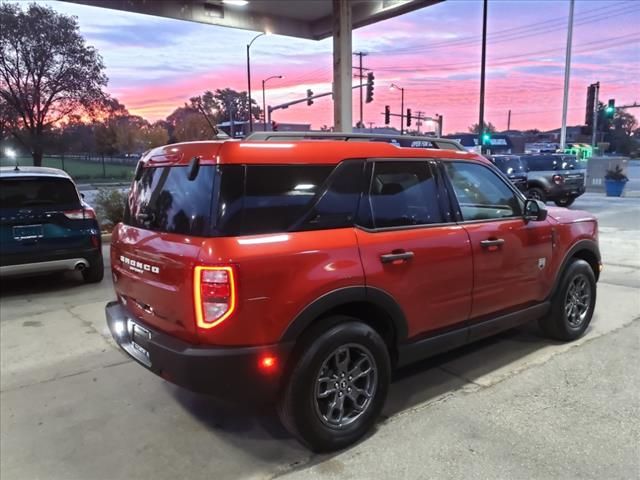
[{"left": 64, "top": 0, "right": 443, "bottom": 130}]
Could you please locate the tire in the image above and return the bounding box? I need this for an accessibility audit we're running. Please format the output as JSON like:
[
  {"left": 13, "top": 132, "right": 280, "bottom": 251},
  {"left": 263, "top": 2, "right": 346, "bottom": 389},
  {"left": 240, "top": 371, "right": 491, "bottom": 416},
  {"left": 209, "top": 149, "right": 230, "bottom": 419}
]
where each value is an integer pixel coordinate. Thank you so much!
[
  {"left": 82, "top": 254, "right": 104, "bottom": 283},
  {"left": 278, "top": 318, "right": 391, "bottom": 452},
  {"left": 539, "top": 259, "right": 596, "bottom": 341},
  {"left": 555, "top": 197, "right": 575, "bottom": 207},
  {"left": 527, "top": 187, "right": 546, "bottom": 203}
]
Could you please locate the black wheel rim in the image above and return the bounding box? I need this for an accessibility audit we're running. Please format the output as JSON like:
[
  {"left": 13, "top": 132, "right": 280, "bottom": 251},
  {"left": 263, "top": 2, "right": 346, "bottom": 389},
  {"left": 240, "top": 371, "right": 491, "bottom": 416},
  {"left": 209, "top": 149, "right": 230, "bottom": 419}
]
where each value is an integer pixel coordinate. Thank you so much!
[
  {"left": 564, "top": 273, "right": 591, "bottom": 327},
  {"left": 314, "top": 344, "right": 377, "bottom": 429},
  {"left": 529, "top": 190, "right": 542, "bottom": 200}
]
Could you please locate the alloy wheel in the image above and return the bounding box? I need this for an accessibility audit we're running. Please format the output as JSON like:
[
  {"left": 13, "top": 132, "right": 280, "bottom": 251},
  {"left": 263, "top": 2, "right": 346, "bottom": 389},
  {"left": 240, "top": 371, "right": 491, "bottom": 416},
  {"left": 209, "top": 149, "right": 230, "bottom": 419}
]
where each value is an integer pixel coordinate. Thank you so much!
[
  {"left": 314, "top": 344, "right": 377, "bottom": 429},
  {"left": 564, "top": 273, "right": 591, "bottom": 327}
]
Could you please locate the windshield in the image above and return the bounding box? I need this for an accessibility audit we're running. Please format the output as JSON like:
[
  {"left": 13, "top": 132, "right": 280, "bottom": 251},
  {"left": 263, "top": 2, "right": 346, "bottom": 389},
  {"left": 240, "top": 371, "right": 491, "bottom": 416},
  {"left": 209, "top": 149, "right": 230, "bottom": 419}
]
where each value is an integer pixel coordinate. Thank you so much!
[{"left": 492, "top": 156, "right": 527, "bottom": 175}]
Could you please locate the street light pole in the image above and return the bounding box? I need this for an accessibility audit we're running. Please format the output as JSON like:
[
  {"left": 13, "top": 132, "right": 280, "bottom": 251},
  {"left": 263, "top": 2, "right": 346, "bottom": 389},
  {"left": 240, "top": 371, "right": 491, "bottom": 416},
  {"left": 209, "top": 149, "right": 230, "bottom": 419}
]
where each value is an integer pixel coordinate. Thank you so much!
[
  {"left": 246, "top": 32, "right": 266, "bottom": 134},
  {"left": 560, "top": 0, "right": 575, "bottom": 151},
  {"left": 478, "top": 0, "right": 488, "bottom": 153},
  {"left": 262, "top": 75, "right": 283, "bottom": 131},
  {"left": 390, "top": 83, "right": 405, "bottom": 134}
]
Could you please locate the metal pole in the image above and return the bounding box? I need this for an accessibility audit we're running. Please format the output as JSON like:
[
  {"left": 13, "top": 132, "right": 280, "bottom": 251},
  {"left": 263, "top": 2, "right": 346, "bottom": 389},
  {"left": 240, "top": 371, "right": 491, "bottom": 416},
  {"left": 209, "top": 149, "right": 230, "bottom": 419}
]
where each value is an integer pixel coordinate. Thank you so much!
[
  {"left": 507, "top": 109, "right": 511, "bottom": 131},
  {"left": 591, "top": 81, "right": 600, "bottom": 148},
  {"left": 400, "top": 87, "right": 405, "bottom": 135},
  {"left": 478, "top": 0, "right": 488, "bottom": 153},
  {"left": 246, "top": 44, "right": 253, "bottom": 133},
  {"left": 560, "top": 0, "right": 575, "bottom": 150},
  {"left": 262, "top": 79, "right": 266, "bottom": 131}
]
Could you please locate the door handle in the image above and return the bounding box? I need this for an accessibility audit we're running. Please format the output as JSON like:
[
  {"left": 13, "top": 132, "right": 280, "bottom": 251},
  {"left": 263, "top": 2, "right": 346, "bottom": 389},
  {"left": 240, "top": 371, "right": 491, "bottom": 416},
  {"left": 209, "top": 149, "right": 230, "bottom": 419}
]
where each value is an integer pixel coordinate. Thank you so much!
[
  {"left": 380, "top": 251, "right": 415, "bottom": 264},
  {"left": 480, "top": 238, "right": 505, "bottom": 248}
]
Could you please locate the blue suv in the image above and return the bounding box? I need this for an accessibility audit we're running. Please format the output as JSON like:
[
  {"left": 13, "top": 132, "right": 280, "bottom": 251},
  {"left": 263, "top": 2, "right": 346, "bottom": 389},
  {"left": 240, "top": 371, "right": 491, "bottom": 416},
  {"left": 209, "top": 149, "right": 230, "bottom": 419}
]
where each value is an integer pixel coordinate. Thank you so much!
[{"left": 0, "top": 166, "right": 104, "bottom": 283}]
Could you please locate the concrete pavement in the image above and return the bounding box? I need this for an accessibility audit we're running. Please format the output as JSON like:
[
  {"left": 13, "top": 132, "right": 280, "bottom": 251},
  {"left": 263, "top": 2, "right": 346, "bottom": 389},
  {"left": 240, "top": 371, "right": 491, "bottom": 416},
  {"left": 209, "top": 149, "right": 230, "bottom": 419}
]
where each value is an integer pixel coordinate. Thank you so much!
[{"left": 1, "top": 193, "right": 639, "bottom": 480}]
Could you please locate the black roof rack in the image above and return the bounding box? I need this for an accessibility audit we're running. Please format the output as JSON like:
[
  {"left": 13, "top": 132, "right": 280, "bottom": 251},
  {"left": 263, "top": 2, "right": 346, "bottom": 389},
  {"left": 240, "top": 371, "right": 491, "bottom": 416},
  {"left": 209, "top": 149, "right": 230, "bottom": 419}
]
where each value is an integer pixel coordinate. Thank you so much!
[{"left": 245, "top": 131, "right": 465, "bottom": 152}]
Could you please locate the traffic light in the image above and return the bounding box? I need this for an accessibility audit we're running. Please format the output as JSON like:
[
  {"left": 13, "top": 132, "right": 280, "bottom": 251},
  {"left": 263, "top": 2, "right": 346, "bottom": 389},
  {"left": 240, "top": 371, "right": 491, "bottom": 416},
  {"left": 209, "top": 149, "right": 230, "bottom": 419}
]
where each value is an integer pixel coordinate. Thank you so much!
[
  {"left": 406, "top": 108, "right": 412, "bottom": 127},
  {"left": 366, "top": 72, "right": 375, "bottom": 103},
  {"left": 306, "top": 89, "right": 314, "bottom": 106},
  {"left": 482, "top": 131, "right": 491, "bottom": 145},
  {"left": 606, "top": 99, "right": 615, "bottom": 117},
  {"left": 384, "top": 105, "right": 390, "bottom": 125},
  {"left": 271, "top": 120, "right": 278, "bottom": 131}
]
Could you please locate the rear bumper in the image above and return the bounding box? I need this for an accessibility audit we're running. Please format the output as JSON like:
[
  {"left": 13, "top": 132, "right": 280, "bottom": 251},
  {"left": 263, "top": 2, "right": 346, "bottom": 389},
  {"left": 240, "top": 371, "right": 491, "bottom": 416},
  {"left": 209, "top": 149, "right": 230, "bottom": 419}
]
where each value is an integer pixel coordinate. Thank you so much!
[
  {"left": 546, "top": 184, "right": 586, "bottom": 199},
  {"left": 0, "top": 248, "right": 102, "bottom": 276},
  {"left": 105, "top": 301, "right": 293, "bottom": 404}
]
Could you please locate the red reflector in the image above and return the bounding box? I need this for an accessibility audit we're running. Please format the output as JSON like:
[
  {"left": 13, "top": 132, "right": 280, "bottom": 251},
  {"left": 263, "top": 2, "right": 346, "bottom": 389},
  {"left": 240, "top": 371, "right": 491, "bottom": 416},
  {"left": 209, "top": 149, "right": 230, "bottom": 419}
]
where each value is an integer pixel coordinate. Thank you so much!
[{"left": 259, "top": 355, "right": 277, "bottom": 372}]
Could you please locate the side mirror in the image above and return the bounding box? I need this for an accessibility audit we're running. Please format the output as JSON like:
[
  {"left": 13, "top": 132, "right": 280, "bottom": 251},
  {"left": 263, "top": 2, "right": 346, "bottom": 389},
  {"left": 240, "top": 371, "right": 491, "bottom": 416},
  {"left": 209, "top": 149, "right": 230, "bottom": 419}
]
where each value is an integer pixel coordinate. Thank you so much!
[{"left": 524, "top": 199, "right": 547, "bottom": 222}]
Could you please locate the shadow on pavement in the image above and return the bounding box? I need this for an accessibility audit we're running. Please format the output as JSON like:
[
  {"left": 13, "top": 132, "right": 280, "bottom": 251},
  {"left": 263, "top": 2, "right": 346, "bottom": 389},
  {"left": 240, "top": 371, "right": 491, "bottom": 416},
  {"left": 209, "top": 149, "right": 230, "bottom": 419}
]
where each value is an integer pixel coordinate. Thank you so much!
[
  {"left": 0, "top": 271, "right": 87, "bottom": 297},
  {"left": 168, "top": 322, "right": 559, "bottom": 461}
]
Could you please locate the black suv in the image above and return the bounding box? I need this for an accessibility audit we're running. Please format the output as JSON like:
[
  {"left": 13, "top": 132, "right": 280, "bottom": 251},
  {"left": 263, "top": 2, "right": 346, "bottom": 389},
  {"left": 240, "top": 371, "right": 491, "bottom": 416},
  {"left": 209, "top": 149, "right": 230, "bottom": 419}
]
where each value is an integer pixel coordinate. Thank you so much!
[
  {"left": 487, "top": 154, "right": 528, "bottom": 193},
  {"left": 523, "top": 154, "right": 586, "bottom": 207}
]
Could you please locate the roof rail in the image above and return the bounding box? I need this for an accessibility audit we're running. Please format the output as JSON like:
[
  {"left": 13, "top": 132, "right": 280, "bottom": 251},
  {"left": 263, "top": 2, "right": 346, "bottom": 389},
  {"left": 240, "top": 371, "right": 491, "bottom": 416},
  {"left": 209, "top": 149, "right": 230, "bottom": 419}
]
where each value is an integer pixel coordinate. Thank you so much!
[{"left": 245, "top": 131, "right": 465, "bottom": 151}]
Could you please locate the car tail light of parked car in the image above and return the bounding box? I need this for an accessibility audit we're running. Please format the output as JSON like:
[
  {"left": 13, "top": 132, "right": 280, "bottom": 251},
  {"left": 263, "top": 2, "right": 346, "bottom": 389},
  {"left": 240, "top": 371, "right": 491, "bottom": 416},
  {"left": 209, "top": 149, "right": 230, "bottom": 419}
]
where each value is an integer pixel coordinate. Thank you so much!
[
  {"left": 63, "top": 208, "right": 97, "bottom": 220},
  {"left": 552, "top": 174, "right": 564, "bottom": 185},
  {"left": 194, "top": 265, "right": 237, "bottom": 329}
]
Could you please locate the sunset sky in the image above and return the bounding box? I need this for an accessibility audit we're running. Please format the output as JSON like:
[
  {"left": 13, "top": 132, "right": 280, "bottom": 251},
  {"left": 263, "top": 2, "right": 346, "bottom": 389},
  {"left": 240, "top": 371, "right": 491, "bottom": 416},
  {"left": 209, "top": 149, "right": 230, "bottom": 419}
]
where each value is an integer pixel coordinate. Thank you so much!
[{"left": 47, "top": 0, "right": 640, "bottom": 134}]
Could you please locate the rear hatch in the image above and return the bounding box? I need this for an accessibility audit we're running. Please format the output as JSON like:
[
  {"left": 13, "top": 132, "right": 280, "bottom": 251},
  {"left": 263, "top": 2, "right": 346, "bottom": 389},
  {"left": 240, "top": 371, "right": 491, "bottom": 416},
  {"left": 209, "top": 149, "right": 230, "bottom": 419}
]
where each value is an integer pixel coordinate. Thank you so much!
[
  {"left": 555, "top": 156, "right": 585, "bottom": 189},
  {"left": 111, "top": 150, "right": 220, "bottom": 342},
  {"left": 0, "top": 175, "right": 93, "bottom": 265}
]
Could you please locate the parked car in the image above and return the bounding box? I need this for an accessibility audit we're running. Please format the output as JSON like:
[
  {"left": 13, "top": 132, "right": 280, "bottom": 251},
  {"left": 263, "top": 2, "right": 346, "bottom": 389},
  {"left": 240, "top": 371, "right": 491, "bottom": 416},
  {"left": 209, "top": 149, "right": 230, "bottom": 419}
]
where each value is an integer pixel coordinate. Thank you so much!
[
  {"left": 524, "top": 154, "right": 586, "bottom": 207},
  {"left": 0, "top": 166, "right": 103, "bottom": 282},
  {"left": 487, "top": 154, "right": 528, "bottom": 192},
  {"left": 106, "top": 135, "right": 600, "bottom": 452}
]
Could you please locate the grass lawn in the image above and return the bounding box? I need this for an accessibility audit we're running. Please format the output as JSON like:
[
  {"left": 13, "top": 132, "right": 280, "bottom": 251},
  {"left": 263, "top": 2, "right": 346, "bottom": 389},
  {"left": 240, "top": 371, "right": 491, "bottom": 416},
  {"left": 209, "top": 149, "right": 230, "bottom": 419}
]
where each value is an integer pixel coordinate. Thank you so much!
[{"left": 1, "top": 156, "right": 134, "bottom": 181}]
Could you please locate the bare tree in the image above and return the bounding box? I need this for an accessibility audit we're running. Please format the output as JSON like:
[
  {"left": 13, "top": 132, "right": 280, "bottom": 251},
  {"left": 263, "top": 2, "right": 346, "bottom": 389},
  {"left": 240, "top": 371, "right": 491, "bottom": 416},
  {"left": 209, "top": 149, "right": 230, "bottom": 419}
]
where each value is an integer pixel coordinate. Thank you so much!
[{"left": 0, "top": 3, "right": 107, "bottom": 165}]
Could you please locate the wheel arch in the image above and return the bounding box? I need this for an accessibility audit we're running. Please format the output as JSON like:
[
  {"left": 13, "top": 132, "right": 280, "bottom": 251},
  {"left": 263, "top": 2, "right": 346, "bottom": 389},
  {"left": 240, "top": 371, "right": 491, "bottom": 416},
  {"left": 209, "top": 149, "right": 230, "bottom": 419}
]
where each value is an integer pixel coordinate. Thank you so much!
[
  {"left": 550, "top": 240, "right": 601, "bottom": 298},
  {"left": 280, "top": 286, "right": 408, "bottom": 362}
]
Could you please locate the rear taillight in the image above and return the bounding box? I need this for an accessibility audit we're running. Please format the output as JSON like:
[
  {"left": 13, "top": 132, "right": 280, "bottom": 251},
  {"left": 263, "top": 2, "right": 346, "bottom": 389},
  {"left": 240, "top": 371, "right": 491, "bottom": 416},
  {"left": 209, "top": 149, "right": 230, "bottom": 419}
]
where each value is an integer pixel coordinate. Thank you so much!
[
  {"left": 64, "top": 208, "right": 96, "bottom": 220},
  {"left": 552, "top": 174, "right": 564, "bottom": 185},
  {"left": 194, "top": 266, "right": 237, "bottom": 329}
]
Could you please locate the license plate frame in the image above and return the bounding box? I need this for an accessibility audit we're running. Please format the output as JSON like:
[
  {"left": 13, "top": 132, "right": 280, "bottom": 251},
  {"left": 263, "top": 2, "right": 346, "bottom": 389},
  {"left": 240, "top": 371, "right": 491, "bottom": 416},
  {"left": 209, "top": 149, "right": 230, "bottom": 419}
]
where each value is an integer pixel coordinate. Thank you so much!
[
  {"left": 13, "top": 224, "right": 43, "bottom": 241},
  {"left": 127, "top": 319, "right": 151, "bottom": 362}
]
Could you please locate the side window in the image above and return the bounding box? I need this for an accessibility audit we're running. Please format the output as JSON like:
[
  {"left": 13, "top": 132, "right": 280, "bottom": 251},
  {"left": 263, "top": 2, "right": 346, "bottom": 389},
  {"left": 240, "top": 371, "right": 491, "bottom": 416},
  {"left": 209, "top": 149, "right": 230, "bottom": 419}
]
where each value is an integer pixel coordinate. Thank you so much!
[
  {"left": 297, "top": 160, "right": 364, "bottom": 231},
  {"left": 444, "top": 161, "right": 522, "bottom": 221},
  {"left": 369, "top": 161, "right": 444, "bottom": 228},
  {"left": 241, "top": 165, "right": 333, "bottom": 234}
]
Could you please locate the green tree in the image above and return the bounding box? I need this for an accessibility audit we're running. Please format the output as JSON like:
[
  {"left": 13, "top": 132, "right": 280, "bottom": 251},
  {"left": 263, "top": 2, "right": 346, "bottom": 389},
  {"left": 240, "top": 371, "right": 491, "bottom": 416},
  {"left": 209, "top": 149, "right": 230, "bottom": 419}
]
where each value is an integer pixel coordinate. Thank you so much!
[
  {"left": 0, "top": 3, "right": 107, "bottom": 165},
  {"left": 468, "top": 121, "right": 497, "bottom": 134}
]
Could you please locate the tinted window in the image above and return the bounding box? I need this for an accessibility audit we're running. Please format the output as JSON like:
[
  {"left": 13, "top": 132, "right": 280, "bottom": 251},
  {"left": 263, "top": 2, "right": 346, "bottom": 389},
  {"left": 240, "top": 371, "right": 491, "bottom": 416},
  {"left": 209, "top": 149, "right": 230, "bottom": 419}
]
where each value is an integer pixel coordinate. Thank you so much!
[
  {"left": 124, "top": 165, "right": 215, "bottom": 236},
  {"left": 444, "top": 162, "right": 521, "bottom": 221},
  {"left": 296, "top": 161, "right": 364, "bottom": 231},
  {"left": 369, "top": 161, "right": 444, "bottom": 228},
  {"left": 0, "top": 177, "right": 79, "bottom": 209},
  {"left": 491, "top": 156, "right": 527, "bottom": 175},
  {"left": 241, "top": 165, "right": 333, "bottom": 234}
]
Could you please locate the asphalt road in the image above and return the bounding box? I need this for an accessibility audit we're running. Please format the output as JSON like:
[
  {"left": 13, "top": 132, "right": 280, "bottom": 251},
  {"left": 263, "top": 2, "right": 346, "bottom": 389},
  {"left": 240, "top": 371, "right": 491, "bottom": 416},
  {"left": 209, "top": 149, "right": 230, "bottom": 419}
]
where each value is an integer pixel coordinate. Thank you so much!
[{"left": 1, "top": 193, "right": 638, "bottom": 480}]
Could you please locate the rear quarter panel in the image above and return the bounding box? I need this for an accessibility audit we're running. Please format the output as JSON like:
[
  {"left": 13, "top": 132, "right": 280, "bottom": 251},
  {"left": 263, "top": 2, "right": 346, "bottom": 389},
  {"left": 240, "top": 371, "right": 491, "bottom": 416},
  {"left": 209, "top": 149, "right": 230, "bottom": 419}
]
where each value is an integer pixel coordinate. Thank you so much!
[{"left": 196, "top": 228, "right": 364, "bottom": 346}]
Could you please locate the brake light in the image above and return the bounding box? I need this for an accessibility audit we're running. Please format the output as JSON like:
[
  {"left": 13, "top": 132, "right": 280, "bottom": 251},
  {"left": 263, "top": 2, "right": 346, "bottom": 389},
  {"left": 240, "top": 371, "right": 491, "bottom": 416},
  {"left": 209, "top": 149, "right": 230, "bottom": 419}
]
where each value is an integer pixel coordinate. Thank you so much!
[
  {"left": 552, "top": 174, "right": 564, "bottom": 185},
  {"left": 194, "top": 266, "right": 237, "bottom": 329},
  {"left": 64, "top": 208, "right": 96, "bottom": 220}
]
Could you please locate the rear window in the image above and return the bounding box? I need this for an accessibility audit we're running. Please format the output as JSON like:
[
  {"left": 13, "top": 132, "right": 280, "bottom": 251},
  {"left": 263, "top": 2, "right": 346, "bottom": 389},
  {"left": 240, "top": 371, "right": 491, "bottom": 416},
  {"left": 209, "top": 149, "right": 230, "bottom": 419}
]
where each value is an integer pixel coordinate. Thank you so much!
[
  {"left": 124, "top": 165, "right": 215, "bottom": 236},
  {"left": 526, "top": 155, "right": 577, "bottom": 171},
  {"left": 0, "top": 177, "right": 80, "bottom": 209}
]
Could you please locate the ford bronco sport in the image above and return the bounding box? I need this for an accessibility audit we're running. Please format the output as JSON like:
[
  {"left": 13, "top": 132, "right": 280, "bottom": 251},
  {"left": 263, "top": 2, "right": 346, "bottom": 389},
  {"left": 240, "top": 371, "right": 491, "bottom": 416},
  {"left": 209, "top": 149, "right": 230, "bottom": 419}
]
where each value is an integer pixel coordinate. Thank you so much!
[{"left": 106, "top": 133, "right": 600, "bottom": 452}]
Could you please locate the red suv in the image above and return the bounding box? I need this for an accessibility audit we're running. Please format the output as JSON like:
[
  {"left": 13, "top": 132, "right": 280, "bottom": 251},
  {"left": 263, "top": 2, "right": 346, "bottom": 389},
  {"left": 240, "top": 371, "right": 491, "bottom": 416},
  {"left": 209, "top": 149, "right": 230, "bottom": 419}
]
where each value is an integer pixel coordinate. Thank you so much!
[{"left": 106, "top": 134, "right": 600, "bottom": 452}]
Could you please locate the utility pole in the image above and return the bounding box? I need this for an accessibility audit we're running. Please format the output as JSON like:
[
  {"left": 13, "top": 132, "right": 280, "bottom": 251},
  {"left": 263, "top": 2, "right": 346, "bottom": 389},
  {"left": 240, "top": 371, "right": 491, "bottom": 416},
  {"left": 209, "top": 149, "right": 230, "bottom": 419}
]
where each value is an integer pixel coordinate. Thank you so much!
[
  {"left": 368, "top": 122, "right": 374, "bottom": 132},
  {"left": 437, "top": 114, "right": 443, "bottom": 137},
  {"left": 478, "top": 0, "right": 488, "bottom": 153},
  {"left": 353, "top": 51, "right": 368, "bottom": 128},
  {"left": 591, "top": 81, "right": 600, "bottom": 148},
  {"left": 414, "top": 111, "right": 425, "bottom": 133},
  {"left": 560, "top": 0, "right": 575, "bottom": 150},
  {"left": 507, "top": 109, "right": 511, "bottom": 131}
]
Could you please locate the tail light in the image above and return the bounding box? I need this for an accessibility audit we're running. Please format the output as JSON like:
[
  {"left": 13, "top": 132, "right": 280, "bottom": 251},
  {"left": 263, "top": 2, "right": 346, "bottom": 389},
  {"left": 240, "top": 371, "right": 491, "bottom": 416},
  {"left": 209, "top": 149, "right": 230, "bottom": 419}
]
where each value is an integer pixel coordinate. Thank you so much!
[
  {"left": 64, "top": 208, "right": 96, "bottom": 220},
  {"left": 194, "top": 266, "right": 237, "bottom": 330},
  {"left": 552, "top": 174, "right": 564, "bottom": 185}
]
